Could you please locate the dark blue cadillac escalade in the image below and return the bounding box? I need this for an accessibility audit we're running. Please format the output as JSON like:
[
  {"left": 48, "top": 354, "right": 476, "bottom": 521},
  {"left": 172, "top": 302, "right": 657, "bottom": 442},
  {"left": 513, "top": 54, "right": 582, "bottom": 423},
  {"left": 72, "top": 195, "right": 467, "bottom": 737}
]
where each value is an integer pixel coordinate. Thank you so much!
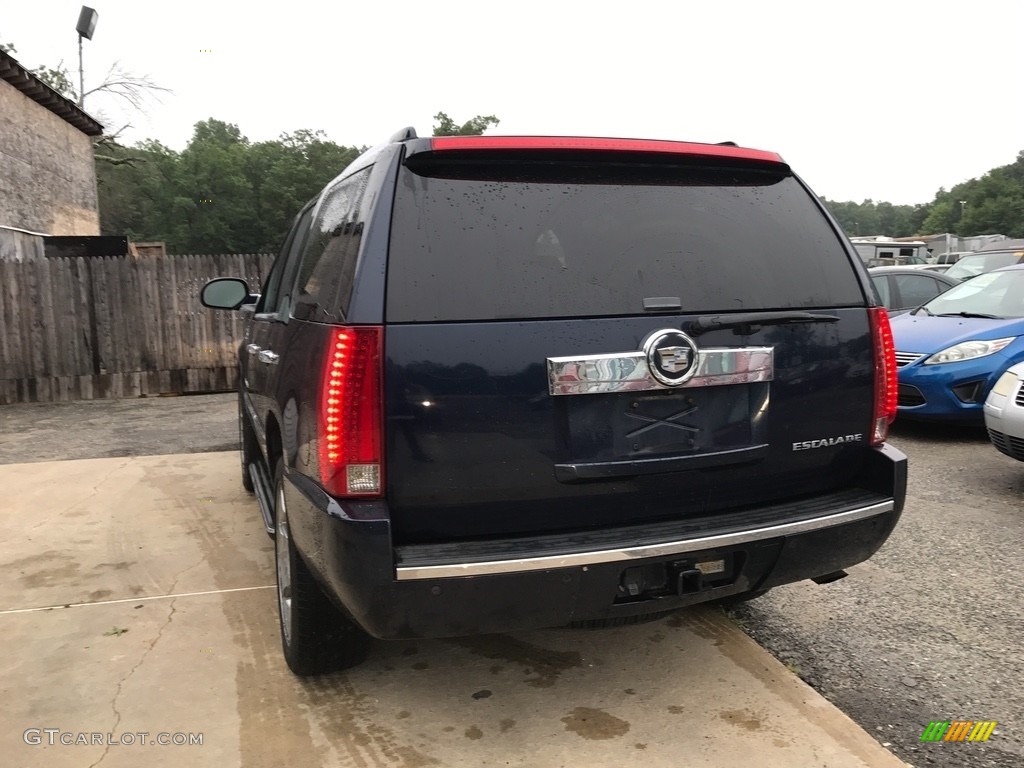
[{"left": 201, "top": 129, "right": 906, "bottom": 674}]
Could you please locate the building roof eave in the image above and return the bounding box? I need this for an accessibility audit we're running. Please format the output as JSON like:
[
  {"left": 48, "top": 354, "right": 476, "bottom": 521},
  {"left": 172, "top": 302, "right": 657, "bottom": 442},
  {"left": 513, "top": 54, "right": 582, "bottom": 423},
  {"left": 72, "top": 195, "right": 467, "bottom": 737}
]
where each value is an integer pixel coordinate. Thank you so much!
[{"left": 0, "top": 50, "right": 104, "bottom": 137}]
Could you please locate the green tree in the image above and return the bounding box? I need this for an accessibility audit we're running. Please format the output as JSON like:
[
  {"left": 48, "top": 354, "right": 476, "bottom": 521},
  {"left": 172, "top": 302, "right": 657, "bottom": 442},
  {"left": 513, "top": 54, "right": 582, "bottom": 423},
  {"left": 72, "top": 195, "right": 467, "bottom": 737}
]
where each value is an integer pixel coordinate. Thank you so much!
[
  {"left": 32, "top": 63, "right": 76, "bottom": 99},
  {"left": 97, "top": 139, "right": 181, "bottom": 242},
  {"left": 957, "top": 154, "right": 1024, "bottom": 237},
  {"left": 0, "top": 39, "right": 76, "bottom": 98},
  {"left": 821, "top": 197, "right": 936, "bottom": 238},
  {"left": 173, "top": 119, "right": 256, "bottom": 252},
  {"left": 97, "top": 120, "right": 366, "bottom": 253},
  {"left": 918, "top": 152, "right": 1024, "bottom": 237},
  {"left": 921, "top": 196, "right": 959, "bottom": 235},
  {"left": 432, "top": 111, "right": 500, "bottom": 136}
]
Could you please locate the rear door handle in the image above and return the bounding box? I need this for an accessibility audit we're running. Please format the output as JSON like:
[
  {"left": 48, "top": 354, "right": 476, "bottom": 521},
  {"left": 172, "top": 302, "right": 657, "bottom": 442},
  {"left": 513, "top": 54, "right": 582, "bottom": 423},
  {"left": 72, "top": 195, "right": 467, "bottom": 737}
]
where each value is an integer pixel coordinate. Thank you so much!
[
  {"left": 246, "top": 344, "right": 261, "bottom": 355},
  {"left": 258, "top": 350, "right": 279, "bottom": 365}
]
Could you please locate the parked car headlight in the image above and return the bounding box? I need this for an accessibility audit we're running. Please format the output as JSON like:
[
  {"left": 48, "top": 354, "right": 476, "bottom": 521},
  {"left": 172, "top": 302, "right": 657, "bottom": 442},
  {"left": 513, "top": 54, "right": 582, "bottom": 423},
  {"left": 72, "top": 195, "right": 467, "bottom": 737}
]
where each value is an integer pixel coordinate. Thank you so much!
[
  {"left": 991, "top": 369, "right": 1021, "bottom": 397},
  {"left": 924, "top": 337, "right": 1015, "bottom": 365}
]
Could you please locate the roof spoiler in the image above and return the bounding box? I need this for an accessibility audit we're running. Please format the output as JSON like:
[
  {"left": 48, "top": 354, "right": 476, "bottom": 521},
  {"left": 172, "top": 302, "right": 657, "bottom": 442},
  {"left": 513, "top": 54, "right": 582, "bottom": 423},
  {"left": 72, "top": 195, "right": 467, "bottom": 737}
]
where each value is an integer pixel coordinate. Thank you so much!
[
  {"left": 388, "top": 126, "right": 418, "bottom": 142},
  {"left": 421, "top": 136, "right": 784, "bottom": 164}
]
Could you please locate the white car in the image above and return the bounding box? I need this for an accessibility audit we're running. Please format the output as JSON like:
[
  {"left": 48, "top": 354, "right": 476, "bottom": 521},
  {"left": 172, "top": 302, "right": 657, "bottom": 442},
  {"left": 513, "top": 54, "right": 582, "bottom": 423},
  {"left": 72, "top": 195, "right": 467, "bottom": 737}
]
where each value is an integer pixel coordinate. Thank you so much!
[{"left": 984, "top": 362, "right": 1024, "bottom": 461}]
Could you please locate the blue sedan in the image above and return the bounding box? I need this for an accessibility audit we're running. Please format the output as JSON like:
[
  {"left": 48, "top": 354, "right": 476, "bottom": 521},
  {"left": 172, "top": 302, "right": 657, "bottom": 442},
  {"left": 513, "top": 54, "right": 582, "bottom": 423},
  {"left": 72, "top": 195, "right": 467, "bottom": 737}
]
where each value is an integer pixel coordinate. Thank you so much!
[{"left": 890, "top": 264, "right": 1024, "bottom": 422}]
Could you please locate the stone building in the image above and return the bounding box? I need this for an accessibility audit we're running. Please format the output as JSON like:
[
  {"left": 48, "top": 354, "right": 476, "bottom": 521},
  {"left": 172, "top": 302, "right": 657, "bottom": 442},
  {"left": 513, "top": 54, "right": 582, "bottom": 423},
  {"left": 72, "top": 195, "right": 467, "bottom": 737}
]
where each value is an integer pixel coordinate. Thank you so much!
[{"left": 0, "top": 49, "right": 103, "bottom": 235}]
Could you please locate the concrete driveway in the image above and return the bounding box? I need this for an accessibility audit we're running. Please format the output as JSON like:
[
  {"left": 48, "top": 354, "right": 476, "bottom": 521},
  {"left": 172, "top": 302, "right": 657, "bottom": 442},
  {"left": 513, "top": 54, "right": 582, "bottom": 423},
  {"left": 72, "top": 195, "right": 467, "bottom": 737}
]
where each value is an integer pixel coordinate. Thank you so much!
[{"left": 0, "top": 400, "right": 908, "bottom": 767}]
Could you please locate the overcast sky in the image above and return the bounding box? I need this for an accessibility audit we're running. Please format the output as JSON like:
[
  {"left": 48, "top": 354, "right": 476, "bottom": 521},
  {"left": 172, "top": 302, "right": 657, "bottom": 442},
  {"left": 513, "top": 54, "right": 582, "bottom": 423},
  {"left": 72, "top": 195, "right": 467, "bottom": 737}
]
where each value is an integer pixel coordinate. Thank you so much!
[{"left": 4, "top": 0, "right": 1022, "bottom": 204}]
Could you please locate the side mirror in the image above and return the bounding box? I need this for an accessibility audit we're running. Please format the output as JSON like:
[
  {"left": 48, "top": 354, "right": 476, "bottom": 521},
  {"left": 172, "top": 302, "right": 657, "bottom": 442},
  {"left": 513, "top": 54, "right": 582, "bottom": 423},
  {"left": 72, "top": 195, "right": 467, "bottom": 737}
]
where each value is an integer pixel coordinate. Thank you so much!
[{"left": 201, "top": 278, "right": 255, "bottom": 310}]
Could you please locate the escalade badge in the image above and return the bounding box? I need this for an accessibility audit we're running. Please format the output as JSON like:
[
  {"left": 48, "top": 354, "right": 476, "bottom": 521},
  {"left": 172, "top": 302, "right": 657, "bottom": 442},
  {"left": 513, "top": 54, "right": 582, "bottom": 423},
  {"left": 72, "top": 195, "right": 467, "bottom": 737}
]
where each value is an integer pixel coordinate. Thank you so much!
[{"left": 643, "top": 329, "right": 700, "bottom": 386}]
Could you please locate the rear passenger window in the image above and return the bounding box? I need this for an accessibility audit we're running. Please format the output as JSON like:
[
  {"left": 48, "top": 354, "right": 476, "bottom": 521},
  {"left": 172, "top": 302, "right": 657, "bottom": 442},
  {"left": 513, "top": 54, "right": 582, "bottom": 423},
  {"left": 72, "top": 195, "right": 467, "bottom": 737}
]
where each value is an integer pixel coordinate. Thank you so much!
[
  {"left": 292, "top": 168, "right": 371, "bottom": 321},
  {"left": 894, "top": 274, "right": 939, "bottom": 308},
  {"left": 258, "top": 203, "right": 315, "bottom": 316}
]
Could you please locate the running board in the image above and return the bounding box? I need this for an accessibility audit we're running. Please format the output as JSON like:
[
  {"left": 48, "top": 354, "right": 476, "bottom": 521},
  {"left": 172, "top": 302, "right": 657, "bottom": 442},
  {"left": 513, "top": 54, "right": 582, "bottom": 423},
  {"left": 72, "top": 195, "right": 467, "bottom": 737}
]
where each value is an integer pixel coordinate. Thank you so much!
[{"left": 248, "top": 461, "right": 276, "bottom": 535}]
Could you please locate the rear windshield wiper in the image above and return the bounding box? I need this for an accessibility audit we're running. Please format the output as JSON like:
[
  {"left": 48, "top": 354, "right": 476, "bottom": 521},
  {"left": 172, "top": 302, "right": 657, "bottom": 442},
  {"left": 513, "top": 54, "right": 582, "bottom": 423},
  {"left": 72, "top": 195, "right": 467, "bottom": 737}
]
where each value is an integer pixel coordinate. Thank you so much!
[
  {"left": 936, "top": 312, "right": 1003, "bottom": 319},
  {"left": 688, "top": 311, "right": 840, "bottom": 334}
]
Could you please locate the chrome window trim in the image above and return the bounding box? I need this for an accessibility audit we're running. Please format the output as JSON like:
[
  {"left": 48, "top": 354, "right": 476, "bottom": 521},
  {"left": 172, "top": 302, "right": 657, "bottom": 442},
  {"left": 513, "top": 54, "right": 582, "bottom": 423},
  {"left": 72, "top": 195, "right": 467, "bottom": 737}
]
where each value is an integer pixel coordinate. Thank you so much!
[
  {"left": 547, "top": 346, "right": 774, "bottom": 396},
  {"left": 395, "top": 500, "right": 893, "bottom": 581}
]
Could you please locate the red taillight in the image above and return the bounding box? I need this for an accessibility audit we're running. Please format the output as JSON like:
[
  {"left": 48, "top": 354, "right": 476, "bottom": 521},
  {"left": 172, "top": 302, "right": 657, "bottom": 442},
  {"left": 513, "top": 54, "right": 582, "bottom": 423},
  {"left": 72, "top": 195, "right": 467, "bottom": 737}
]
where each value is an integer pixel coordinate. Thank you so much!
[
  {"left": 319, "top": 326, "right": 383, "bottom": 497},
  {"left": 869, "top": 307, "right": 898, "bottom": 446}
]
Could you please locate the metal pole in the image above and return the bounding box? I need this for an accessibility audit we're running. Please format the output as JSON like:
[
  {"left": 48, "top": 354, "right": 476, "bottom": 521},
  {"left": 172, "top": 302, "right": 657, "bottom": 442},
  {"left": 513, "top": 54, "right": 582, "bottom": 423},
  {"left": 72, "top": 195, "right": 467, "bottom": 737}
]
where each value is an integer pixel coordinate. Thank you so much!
[{"left": 77, "top": 33, "right": 84, "bottom": 107}]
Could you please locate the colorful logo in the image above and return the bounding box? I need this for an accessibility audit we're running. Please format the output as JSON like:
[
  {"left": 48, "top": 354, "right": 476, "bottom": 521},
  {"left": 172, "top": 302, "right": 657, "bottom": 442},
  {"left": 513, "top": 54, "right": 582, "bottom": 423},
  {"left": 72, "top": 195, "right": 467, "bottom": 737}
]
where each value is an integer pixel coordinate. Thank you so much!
[{"left": 920, "top": 721, "right": 997, "bottom": 742}]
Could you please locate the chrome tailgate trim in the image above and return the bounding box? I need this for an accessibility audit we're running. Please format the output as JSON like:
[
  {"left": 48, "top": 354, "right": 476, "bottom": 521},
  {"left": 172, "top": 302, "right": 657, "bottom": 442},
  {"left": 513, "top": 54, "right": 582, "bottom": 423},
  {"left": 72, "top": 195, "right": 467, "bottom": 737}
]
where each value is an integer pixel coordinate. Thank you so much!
[
  {"left": 395, "top": 500, "right": 893, "bottom": 580},
  {"left": 547, "top": 346, "right": 773, "bottom": 395}
]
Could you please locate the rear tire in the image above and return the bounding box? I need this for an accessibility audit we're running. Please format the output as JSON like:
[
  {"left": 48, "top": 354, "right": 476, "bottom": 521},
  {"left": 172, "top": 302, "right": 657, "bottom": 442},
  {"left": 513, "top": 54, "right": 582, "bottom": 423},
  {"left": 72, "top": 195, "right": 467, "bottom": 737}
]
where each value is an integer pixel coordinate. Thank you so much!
[
  {"left": 273, "top": 460, "right": 369, "bottom": 675},
  {"left": 239, "top": 388, "right": 257, "bottom": 493}
]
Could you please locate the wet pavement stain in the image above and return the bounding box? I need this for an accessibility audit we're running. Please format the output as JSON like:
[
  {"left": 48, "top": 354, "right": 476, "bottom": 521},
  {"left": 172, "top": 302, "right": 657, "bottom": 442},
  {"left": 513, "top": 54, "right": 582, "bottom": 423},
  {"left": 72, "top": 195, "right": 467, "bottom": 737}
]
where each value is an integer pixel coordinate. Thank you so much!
[
  {"left": 412, "top": 661, "right": 429, "bottom": 670},
  {"left": 719, "top": 708, "right": 764, "bottom": 731},
  {"left": 471, "top": 689, "right": 492, "bottom": 700},
  {"left": 667, "top": 705, "right": 685, "bottom": 714},
  {"left": 634, "top": 743, "right": 648, "bottom": 750},
  {"left": 676, "top": 610, "right": 726, "bottom": 642},
  {"left": 397, "top": 711, "right": 412, "bottom": 719},
  {"left": 392, "top": 746, "right": 441, "bottom": 767},
  {"left": 464, "top": 725, "right": 483, "bottom": 740},
  {"left": 499, "top": 718, "right": 515, "bottom": 733},
  {"left": 489, "top": 664, "right": 503, "bottom": 675},
  {"left": 560, "top": 707, "right": 630, "bottom": 740},
  {"left": 450, "top": 635, "right": 583, "bottom": 688},
  {"left": 21, "top": 561, "right": 82, "bottom": 588},
  {"left": 95, "top": 561, "right": 134, "bottom": 571},
  {"left": 9, "top": 551, "right": 82, "bottom": 588}
]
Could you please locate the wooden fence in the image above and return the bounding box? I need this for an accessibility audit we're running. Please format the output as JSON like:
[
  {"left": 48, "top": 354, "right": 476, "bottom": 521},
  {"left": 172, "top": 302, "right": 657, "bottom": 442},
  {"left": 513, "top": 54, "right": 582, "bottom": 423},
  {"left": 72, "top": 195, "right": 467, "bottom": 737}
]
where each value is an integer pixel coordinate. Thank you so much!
[{"left": 0, "top": 229, "right": 273, "bottom": 404}]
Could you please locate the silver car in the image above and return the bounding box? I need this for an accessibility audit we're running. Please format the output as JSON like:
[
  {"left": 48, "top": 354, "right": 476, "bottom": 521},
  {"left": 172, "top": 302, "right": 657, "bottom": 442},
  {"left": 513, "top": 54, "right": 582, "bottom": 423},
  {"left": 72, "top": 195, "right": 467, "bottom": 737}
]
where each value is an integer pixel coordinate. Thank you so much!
[{"left": 984, "top": 361, "right": 1024, "bottom": 461}]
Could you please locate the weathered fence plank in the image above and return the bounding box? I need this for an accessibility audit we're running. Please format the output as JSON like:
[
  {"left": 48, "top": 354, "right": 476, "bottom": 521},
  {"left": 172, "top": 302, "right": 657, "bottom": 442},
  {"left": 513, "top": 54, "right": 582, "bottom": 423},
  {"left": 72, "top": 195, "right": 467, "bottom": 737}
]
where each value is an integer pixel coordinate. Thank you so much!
[
  {"left": 0, "top": 235, "right": 274, "bottom": 404},
  {"left": 25, "top": 254, "right": 46, "bottom": 383},
  {"left": 0, "top": 259, "right": 16, "bottom": 380}
]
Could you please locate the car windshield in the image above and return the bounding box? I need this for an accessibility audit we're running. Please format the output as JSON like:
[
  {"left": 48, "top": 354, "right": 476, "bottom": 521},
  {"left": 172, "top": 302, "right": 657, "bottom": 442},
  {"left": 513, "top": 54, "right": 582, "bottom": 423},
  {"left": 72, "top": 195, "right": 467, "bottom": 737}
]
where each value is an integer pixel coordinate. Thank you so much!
[
  {"left": 946, "top": 251, "right": 1021, "bottom": 280},
  {"left": 919, "top": 269, "right": 1024, "bottom": 318}
]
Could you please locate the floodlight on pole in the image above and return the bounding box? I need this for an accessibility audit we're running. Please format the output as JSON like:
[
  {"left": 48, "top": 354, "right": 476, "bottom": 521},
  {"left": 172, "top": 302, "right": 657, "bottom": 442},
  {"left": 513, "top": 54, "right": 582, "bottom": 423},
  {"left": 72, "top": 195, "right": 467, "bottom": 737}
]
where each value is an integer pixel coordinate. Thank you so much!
[{"left": 76, "top": 6, "right": 98, "bottom": 108}]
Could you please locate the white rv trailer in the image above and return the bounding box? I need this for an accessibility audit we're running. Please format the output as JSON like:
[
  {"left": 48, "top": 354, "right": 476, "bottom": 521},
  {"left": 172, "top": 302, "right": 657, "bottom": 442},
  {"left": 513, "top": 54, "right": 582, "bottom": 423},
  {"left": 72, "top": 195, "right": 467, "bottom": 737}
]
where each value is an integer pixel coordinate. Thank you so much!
[{"left": 850, "top": 238, "right": 929, "bottom": 267}]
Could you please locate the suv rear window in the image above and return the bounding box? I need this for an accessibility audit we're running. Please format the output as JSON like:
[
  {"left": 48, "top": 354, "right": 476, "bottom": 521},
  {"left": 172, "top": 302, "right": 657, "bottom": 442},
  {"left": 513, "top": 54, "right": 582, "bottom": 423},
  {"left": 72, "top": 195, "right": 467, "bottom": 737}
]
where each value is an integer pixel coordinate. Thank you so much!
[{"left": 386, "top": 154, "right": 863, "bottom": 322}]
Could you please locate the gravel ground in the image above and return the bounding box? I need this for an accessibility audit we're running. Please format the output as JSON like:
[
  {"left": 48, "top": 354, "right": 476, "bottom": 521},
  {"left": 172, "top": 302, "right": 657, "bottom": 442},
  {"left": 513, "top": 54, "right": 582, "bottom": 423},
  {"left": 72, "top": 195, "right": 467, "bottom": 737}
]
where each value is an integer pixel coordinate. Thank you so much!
[
  {"left": 0, "top": 392, "right": 238, "bottom": 464},
  {"left": 729, "top": 419, "right": 1024, "bottom": 768}
]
